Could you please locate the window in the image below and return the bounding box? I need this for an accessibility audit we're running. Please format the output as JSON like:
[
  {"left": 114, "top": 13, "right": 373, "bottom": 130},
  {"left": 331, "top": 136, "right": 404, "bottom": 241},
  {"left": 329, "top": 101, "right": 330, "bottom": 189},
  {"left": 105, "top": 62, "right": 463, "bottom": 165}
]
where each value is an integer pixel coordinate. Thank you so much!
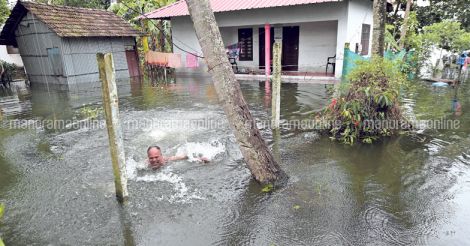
[
  {"left": 238, "top": 28, "right": 253, "bottom": 61},
  {"left": 361, "top": 24, "right": 371, "bottom": 56},
  {"left": 47, "top": 47, "right": 63, "bottom": 76}
]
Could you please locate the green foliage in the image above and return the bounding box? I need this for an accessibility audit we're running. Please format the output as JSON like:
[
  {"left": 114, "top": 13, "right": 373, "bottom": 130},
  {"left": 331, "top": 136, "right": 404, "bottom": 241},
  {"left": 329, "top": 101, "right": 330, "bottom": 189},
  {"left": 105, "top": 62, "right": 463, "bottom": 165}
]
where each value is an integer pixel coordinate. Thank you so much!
[
  {"left": 1, "top": 60, "right": 18, "bottom": 81},
  {"left": 322, "top": 57, "right": 409, "bottom": 145},
  {"left": 110, "top": 0, "right": 176, "bottom": 64},
  {"left": 0, "top": 0, "right": 10, "bottom": 25},
  {"left": 403, "top": 12, "right": 421, "bottom": 49},
  {"left": 79, "top": 106, "right": 102, "bottom": 120},
  {"left": 261, "top": 183, "right": 274, "bottom": 193},
  {"left": 421, "top": 20, "right": 467, "bottom": 52},
  {"left": 110, "top": 0, "right": 175, "bottom": 25},
  {"left": 415, "top": 0, "right": 470, "bottom": 32},
  {"left": 402, "top": 20, "right": 470, "bottom": 75},
  {"left": 0, "top": 203, "right": 4, "bottom": 246},
  {"left": 0, "top": 203, "right": 4, "bottom": 219},
  {"left": 455, "top": 32, "right": 470, "bottom": 52},
  {"left": 385, "top": 24, "right": 400, "bottom": 51}
]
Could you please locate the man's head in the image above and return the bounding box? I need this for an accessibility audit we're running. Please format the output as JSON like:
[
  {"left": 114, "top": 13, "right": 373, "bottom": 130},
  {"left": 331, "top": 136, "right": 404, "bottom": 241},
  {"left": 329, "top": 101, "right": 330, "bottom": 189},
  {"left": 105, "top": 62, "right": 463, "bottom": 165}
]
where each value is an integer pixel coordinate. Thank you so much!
[{"left": 147, "top": 146, "right": 164, "bottom": 168}]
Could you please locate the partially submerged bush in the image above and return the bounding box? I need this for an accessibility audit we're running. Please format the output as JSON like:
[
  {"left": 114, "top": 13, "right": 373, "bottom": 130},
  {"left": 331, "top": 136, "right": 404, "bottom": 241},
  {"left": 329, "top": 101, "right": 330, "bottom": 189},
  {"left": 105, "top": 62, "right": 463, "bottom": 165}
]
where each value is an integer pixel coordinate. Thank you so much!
[
  {"left": 1, "top": 60, "right": 18, "bottom": 82},
  {"left": 322, "top": 57, "right": 410, "bottom": 144}
]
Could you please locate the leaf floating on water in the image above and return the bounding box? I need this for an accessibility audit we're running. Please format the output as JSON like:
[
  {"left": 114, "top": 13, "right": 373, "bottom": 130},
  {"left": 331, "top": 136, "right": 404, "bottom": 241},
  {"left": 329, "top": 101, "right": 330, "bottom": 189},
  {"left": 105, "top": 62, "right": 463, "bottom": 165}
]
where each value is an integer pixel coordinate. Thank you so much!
[
  {"left": 261, "top": 184, "right": 274, "bottom": 193},
  {"left": 0, "top": 203, "right": 4, "bottom": 219},
  {"left": 293, "top": 205, "right": 301, "bottom": 210}
]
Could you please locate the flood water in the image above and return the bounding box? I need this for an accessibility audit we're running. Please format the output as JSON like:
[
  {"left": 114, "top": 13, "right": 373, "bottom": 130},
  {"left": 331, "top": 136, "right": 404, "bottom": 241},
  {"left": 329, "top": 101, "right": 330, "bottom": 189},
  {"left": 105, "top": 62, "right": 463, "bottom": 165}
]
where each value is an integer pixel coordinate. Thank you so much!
[{"left": 1, "top": 75, "right": 470, "bottom": 245}]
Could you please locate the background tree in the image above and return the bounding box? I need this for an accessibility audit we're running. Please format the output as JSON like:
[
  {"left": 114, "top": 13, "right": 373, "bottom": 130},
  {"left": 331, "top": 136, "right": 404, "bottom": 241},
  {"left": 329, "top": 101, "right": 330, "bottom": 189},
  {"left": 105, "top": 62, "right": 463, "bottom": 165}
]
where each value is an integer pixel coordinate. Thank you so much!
[
  {"left": 0, "top": 0, "right": 10, "bottom": 25},
  {"left": 415, "top": 0, "right": 470, "bottom": 31},
  {"left": 421, "top": 20, "right": 468, "bottom": 52},
  {"left": 372, "top": 0, "right": 387, "bottom": 56},
  {"left": 110, "top": 0, "right": 176, "bottom": 54},
  {"left": 399, "top": 0, "right": 412, "bottom": 49}
]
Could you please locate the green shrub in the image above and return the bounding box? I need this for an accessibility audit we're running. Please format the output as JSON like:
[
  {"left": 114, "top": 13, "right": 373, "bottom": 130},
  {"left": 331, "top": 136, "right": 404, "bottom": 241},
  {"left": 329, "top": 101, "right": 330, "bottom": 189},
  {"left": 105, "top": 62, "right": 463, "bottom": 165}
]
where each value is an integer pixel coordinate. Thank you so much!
[
  {"left": 322, "top": 56, "right": 410, "bottom": 144},
  {"left": 1, "top": 60, "right": 18, "bottom": 81}
]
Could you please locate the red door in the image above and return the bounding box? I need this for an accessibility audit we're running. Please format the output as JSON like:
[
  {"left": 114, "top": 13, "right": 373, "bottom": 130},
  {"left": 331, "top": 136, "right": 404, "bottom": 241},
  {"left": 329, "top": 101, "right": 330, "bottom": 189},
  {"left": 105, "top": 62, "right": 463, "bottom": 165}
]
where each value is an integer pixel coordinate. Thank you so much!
[{"left": 125, "top": 49, "right": 140, "bottom": 77}]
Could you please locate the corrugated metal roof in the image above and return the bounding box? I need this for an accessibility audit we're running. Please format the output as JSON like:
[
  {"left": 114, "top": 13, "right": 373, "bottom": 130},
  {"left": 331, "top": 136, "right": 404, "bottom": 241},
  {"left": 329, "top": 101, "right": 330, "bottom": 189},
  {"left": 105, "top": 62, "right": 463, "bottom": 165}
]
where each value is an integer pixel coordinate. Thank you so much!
[{"left": 143, "top": 0, "right": 342, "bottom": 19}]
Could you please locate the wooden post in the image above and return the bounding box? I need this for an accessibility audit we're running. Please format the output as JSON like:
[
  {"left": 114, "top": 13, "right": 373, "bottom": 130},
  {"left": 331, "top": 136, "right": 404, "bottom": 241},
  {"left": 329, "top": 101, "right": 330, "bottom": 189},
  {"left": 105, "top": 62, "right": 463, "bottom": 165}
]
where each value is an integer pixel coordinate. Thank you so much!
[
  {"left": 272, "top": 41, "right": 282, "bottom": 129},
  {"left": 272, "top": 128, "right": 281, "bottom": 163},
  {"left": 97, "top": 53, "right": 129, "bottom": 202},
  {"left": 265, "top": 23, "right": 271, "bottom": 77},
  {"left": 341, "top": 42, "right": 350, "bottom": 79}
]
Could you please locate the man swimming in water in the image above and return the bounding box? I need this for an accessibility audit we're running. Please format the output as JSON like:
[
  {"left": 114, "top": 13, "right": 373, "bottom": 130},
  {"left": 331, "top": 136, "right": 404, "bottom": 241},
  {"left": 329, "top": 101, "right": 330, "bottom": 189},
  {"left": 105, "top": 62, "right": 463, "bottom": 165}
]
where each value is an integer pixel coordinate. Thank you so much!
[{"left": 147, "top": 146, "right": 209, "bottom": 169}]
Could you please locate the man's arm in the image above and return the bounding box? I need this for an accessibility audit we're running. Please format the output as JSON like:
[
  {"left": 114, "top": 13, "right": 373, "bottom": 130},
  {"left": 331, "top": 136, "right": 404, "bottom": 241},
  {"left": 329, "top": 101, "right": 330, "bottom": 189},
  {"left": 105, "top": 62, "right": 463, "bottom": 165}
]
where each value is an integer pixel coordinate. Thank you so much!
[
  {"left": 168, "top": 155, "right": 210, "bottom": 163},
  {"left": 167, "top": 155, "right": 189, "bottom": 161}
]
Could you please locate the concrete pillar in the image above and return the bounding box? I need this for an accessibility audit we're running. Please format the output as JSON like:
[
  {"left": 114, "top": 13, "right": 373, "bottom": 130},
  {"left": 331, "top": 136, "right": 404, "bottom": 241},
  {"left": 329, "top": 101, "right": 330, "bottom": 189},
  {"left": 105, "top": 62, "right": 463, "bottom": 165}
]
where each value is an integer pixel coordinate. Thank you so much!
[{"left": 265, "top": 23, "right": 271, "bottom": 77}]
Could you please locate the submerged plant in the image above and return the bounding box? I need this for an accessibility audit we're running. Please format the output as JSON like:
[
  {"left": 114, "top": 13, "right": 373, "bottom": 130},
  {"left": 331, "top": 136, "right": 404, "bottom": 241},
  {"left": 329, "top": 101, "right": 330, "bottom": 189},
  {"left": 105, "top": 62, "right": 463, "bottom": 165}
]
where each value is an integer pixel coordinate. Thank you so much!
[
  {"left": 321, "top": 57, "right": 410, "bottom": 144},
  {"left": 0, "top": 203, "right": 4, "bottom": 246},
  {"left": 261, "top": 183, "right": 274, "bottom": 193},
  {"left": 79, "top": 106, "right": 102, "bottom": 120}
]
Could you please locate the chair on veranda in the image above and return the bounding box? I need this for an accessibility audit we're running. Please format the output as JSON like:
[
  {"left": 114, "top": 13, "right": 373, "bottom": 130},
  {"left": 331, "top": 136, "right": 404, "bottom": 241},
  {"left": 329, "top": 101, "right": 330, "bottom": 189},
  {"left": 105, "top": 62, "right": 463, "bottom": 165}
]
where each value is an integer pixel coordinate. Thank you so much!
[
  {"left": 326, "top": 54, "right": 336, "bottom": 74},
  {"left": 226, "top": 43, "right": 240, "bottom": 73}
]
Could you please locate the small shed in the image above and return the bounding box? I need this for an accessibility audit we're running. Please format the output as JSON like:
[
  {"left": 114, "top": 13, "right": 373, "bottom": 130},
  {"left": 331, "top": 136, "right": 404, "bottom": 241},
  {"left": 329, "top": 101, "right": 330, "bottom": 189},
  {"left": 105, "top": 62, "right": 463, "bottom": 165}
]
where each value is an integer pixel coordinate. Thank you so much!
[{"left": 0, "top": 1, "right": 140, "bottom": 87}]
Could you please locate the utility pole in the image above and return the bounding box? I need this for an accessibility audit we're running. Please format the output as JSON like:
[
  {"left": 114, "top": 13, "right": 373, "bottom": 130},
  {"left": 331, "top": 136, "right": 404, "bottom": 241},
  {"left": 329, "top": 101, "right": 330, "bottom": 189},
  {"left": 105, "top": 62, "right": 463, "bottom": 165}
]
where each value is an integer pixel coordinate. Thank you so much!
[{"left": 185, "top": 0, "right": 286, "bottom": 184}]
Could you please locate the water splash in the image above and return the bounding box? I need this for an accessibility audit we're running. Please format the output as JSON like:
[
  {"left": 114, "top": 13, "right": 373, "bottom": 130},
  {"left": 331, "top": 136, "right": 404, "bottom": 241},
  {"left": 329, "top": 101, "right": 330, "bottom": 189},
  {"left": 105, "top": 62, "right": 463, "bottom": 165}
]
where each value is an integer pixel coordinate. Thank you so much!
[
  {"left": 175, "top": 140, "right": 225, "bottom": 162},
  {"left": 136, "top": 169, "right": 204, "bottom": 203},
  {"left": 125, "top": 157, "right": 204, "bottom": 203}
]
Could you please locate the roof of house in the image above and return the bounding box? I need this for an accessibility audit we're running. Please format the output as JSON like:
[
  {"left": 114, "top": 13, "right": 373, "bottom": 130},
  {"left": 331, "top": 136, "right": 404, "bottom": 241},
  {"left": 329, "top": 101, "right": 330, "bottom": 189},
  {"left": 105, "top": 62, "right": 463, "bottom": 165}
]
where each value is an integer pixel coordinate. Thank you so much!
[
  {"left": 0, "top": 1, "right": 139, "bottom": 46},
  {"left": 143, "top": 0, "right": 342, "bottom": 19}
]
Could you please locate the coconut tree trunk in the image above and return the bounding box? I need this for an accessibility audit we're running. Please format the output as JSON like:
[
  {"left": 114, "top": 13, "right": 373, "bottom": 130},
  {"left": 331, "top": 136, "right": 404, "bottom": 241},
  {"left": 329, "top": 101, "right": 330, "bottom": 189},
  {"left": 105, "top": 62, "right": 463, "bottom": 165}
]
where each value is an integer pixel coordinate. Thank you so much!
[
  {"left": 399, "top": 0, "right": 412, "bottom": 50},
  {"left": 185, "top": 0, "right": 286, "bottom": 184},
  {"left": 372, "top": 0, "right": 387, "bottom": 56}
]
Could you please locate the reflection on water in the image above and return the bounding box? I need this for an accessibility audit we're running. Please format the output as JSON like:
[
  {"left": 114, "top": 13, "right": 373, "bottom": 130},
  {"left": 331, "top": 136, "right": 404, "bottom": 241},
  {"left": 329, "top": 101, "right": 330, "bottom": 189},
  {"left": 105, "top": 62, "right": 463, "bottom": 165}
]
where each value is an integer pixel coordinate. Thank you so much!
[{"left": 0, "top": 77, "right": 470, "bottom": 245}]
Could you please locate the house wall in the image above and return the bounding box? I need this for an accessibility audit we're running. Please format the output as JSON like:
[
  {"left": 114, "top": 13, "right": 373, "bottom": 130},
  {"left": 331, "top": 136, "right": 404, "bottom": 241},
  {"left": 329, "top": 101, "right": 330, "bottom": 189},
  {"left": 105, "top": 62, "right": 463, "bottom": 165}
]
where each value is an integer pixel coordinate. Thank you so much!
[
  {"left": 170, "top": 0, "right": 373, "bottom": 78},
  {"left": 219, "top": 21, "right": 338, "bottom": 73},
  {"left": 346, "top": 0, "right": 373, "bottom": 56},
  {"left": 298, "top": 21, "right": 338, "bottom": 72},
  {"left": 0, "top": 45, "right": 24, "bottom": 66},
  {"left": 14, "top": 12, "right": 135, "bottom": 87},
  {"left": 219, "top": 26, "right": 259, "bottom": 70}
]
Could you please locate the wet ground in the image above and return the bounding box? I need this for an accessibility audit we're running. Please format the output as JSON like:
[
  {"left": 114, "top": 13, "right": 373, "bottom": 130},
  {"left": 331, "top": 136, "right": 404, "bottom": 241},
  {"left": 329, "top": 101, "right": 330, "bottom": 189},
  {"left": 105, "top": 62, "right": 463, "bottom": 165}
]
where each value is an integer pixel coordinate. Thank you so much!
[{"left": 0, "top": 75, "right": 470, "bottom": 245}]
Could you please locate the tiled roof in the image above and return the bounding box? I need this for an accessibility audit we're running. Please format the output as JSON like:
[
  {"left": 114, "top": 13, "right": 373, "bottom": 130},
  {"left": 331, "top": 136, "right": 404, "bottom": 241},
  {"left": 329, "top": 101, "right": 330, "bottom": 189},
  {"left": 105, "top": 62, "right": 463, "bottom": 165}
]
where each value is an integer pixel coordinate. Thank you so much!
[
  {"left": 22, "top": 1, "right": 139, "bottom": 37},
  {"left": 0, "top": 1, "right": 139, "bottom": 45},
  {"left": 143, "top": 0, "right": 342, "bottom": 19}
]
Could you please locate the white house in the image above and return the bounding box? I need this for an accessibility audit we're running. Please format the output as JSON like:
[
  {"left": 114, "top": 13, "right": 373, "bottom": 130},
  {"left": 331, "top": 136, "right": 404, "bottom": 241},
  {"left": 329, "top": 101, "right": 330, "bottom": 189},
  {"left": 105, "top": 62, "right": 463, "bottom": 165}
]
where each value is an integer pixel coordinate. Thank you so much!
[{"left": 144, "top": 0, "right": 374, "bottom": 78}]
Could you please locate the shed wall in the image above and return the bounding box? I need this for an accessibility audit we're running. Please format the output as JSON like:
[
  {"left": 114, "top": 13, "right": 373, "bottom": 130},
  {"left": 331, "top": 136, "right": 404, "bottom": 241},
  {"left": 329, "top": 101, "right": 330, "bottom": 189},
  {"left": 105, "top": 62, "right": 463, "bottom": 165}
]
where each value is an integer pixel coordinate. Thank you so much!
[
  {"left": 14, "top": 12, "right": 136, "bottom": 86},
  {"left": 61, "top": 37, "right": 135, "bottom": 84},
  {"left": 15, "top": 12, "right": 65, "bottom": 85}
]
